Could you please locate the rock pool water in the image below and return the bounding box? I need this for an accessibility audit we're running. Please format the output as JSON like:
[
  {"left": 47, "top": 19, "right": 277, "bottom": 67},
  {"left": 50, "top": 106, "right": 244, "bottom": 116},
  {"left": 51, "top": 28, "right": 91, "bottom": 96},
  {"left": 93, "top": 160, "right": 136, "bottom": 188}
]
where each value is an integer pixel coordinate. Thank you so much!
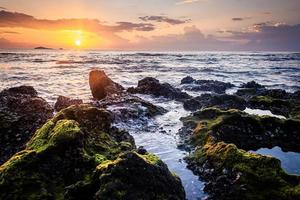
[
  {"left": 254, "top": 147, "right": 300, "bottom": 175},
  {"left": 1, "top": 50, "right": 300, "bottom": 199}
]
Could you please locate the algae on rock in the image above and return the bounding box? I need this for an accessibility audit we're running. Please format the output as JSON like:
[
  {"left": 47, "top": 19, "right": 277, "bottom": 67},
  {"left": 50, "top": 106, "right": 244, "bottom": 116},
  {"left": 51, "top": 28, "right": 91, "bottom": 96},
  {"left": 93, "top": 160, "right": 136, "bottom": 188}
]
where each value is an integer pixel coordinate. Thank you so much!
[
  {"left": 180, "top": 108, "right": 300, "bottom": 200},
  {"left": 0, "top": 105, "right": 185, "bottom": 200}
]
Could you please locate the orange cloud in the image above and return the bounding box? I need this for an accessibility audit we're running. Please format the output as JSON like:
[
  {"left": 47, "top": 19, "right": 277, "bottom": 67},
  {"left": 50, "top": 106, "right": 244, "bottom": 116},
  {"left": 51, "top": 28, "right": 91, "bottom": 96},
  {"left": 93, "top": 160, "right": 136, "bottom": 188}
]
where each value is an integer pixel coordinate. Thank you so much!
[{"left": 0, "top": 10, "right": 155, "bottom": 33}]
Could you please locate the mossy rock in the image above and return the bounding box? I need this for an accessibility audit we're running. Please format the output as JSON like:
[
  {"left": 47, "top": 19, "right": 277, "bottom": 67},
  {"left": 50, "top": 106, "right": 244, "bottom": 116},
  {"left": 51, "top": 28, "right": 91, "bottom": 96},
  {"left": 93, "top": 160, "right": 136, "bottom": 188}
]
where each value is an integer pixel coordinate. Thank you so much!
[
  {"left": 181, "top": 108, "right": 300, "bottom": 200},
  {"left": 181, "top": 108, "right": 300, "bottom": 152},
  {"left": 0, "top": 105, "right": 185, "bottom": 200},
  {"left": 66, "top": 152, "right": 185, "bottom": 200},
  {"left": 248, "top": 95, "right": 292, "bottom": 117}
]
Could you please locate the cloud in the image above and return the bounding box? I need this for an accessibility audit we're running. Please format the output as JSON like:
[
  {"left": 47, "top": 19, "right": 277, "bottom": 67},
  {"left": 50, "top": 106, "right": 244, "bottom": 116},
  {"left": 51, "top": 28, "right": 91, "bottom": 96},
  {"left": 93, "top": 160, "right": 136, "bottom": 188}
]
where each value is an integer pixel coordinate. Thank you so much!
[
  {"left": 129, "top": 25, "right": 234, "bottom": 51},
  {"left": 0, "top": 10, "right": 155, "bottom": 33},
  {"left": 232, "top": 17, "right": 251, "bottom": 21},
  {"left": 0, "top": 30, "right": 19, "bottom": 34},
  {"left": 225, "top": 22, "right": 300, "bottom": 51},
  {"left": 0, "top": 7, "right": 6, "bottom": 10},
  {"left": 139, "top": 15, "right": 190, "bottom": 25},
  {"left": 176, "top": 0, "right": 201, "bottom": 5}
]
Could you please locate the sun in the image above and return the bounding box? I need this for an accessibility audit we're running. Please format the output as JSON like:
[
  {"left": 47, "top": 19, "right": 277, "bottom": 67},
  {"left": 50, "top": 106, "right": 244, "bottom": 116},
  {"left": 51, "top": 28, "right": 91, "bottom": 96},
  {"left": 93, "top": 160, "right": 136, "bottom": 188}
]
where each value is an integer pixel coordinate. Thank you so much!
[{"left": 75, "top": 39, "right": 81, "bottom": 46}]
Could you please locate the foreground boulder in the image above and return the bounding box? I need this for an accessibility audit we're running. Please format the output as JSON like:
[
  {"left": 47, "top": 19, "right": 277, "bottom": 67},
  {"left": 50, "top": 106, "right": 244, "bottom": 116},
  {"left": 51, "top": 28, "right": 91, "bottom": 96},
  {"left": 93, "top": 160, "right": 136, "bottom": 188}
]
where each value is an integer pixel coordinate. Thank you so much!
[
  {"left": 0, "top": 105, "right": 185, "bottom": 200},
  {"left": 180, "top": 76, "right": 234, "bottom": 94},
  {"left": 180, "top": 108, "right": 300, "bottom": 200},
  {"left": 183, "top": 94, "right": 246, "bottom": 111},
  {"left": 54, "top": 95, "right": 83, "bottom": 112},
  {"left": 89, "top": 70, "right": 124, "bottom": 100},
  {"left": 0, "top": 86, "right": 53, "bottom": 164},
  {"left": 127, "top": 77, "right": 191, "bottom": 101}
]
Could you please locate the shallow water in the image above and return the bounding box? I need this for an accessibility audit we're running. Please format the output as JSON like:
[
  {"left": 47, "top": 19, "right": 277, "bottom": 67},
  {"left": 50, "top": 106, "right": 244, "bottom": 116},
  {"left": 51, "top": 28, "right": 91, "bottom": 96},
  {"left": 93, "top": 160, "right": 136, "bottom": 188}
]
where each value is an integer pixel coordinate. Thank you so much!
[
  {"left": 1, "top": 50, "right": 300, "bottom": 199},
  {"left": 254, "top": 147, "right": 300, "bottom": 175}
]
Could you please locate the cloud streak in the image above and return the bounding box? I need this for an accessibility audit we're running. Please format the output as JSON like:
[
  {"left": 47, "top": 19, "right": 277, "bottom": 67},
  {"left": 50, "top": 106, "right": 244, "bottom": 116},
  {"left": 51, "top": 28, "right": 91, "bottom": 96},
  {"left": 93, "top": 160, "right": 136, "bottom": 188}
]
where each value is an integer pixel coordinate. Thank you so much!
[
  {"left": 232, "top": 17, "right": 251, "bottom": 21},
  {"left": 139, "top": 15, "right": 190, "bottom": 25},
  {"left": 176, "top": 0, "right": 201, "bottom": 5}
]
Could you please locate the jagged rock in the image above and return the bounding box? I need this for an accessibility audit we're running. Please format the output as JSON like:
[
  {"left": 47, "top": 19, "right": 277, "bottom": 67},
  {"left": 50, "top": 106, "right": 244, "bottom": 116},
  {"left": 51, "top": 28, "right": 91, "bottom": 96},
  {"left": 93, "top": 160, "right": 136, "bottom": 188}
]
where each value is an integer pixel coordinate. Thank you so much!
[
  {"left": 0, "top": 105, "right": 185, "bottom": 200},
  {"left": 127, "top": 77, "right": 191, "bottom": 101},
  {"left": 54, "top": 95, "right": 83, "bottom": 112},
  {"left": 241, "top": 81, "right": 265, "bottom": 89},
  {"left": 91, "top": 93, "right": 167, "bottom": 123},
  {"left": 0, "top": 85, "right": 53, "bottom": 164},
  {"left": 89, "top": 70, "right": 124, "bottom": 100},
  {"left": 248, "top": 95, "right": 292, "bottom": 117},
  {"left": 180, "top": 108, "right": 300, "bottom": 200},
  {"left": 183, "top": 94, "right": 246, "bottom": 111},
  {"left": 180, "top": 76, "right": 234, "bottom": 94}
]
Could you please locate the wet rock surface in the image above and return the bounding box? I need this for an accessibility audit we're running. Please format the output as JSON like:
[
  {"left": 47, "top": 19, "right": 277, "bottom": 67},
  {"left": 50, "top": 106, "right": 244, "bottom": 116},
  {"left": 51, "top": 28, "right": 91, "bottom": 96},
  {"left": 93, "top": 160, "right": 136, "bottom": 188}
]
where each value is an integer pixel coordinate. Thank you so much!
[
  {"left": 0, "top": 105, "right": 185, "bottom": 200},
  {"left": 91, "top": 93, "right": 167, "bottom": 123},
  {"left": 180, "top": 108, "right": 300, "bottom": 200},
  {"left": 54, "top": 95, "right": 83, "bottom": 112},
  {"left": 180, "top": 76, "right": 235, "bottom": 94},
  {"left": 183, "top": 94, "right": 246, "bottom": 111},
  {"left": 0, "top": 85, "right": 53, "bottom": 164},
  {"left": 89, "top": 70, "right": 124, "bottom": 100},
  {"left": 128, "top": 77, "right": 191, "bottom": 101}
]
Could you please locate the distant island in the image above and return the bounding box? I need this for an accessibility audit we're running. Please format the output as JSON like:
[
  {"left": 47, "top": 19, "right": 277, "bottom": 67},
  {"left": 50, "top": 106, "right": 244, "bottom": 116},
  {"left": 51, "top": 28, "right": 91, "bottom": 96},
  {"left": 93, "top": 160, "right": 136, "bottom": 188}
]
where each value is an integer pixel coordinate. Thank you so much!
[{"left": 34, "top": 46, "right": 53, "bottom": 50}]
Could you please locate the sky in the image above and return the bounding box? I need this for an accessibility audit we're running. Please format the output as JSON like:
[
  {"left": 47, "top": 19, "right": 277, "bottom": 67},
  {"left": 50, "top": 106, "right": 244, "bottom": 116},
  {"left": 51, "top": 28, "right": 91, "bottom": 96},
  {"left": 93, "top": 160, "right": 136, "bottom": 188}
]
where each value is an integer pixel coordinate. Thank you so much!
[{"left": 0, "top": 0, "right": 300, "bottom": 51}]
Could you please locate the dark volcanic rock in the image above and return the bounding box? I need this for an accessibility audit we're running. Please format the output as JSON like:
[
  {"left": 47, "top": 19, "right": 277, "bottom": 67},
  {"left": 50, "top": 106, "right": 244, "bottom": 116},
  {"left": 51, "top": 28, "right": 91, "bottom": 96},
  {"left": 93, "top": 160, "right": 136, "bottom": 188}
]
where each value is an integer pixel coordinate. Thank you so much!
[
  {"left": 180, "top": 108, "right": 300, "bottom": 200},
  {"left": 91, "top": 93, "right": 167, "bottom": 123},
  {"left": 127, "top": 77, "right": 191, "bottom": 101},
  {"left": 89, "top": 70, "right": 124, "bottom": 100},
  {"left": 0, "top": 85, "right": 53, "bottom": 164},
  {"left": 183, "top": 94, "right": 246, "bottom": 111},
  {"left": 54, "top": 95, "right": 83, "bottom": 112},
  {"left": 241, "top": 81, "right": 265, "bottom": 89},
  {"left": 0, "top": 105, "right": 185, "bottom": 200},
  {"left": 180, "top": 76, "right": 234, "bottom": 94}
]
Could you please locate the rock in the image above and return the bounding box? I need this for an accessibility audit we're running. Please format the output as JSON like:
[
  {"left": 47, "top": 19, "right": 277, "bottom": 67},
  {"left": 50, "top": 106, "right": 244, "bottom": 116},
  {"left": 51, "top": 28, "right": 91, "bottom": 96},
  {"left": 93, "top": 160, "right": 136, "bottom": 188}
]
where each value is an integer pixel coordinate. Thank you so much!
[
  {"left": 137, "top": 146, "right": 147, "bottom": 155},
  {"left": 127, "top": 77, "right": 191, "bottom": 101},
  {"left": 181, "top": 76, "right": 195, "bottom": 84},
  {"left": 0, "top": 85, "right": 53, "bottom": 164},
  {"left": 91, "top": 93, "right": 167, "bottom": 123},
  {"left": 54, "top": 95, "right": 83, "bottom": 112},
  {"left": 180, "top": 76, "right": 234, "bottom": 94},
  {"left": 241, "top": 81, "right": 265, "bottom": 89},
  {"left": 180, "top": 108, "right": 300, "bottom": 200},
  {"left": 89, "top": 70, "right": 124, "bottom": 100},
  {"left": 0, "top": 105, "right": 185, "bottom": 200},
  {"left": 248, "top": 95, "right": 292, "bottom": 117},
  {"left": 181, "top": 108, "right": 300, "bottom": 152},
  {"left": 183, "top": 94, "right": 246, "bottom": 111}
]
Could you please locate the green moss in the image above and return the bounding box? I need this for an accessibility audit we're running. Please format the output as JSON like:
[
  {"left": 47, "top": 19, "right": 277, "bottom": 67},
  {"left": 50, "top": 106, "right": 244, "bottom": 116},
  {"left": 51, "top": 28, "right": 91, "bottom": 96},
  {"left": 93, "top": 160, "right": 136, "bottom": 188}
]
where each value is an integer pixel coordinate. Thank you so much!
[
  {"left": 184, "top": 108, "right": 300, "bottom": 199},
  {"left": 0, "top": 105, "right": 185, "bottom": 200},
  {"left": 140, "top": 152, "right": 161, "bottom": 165}
]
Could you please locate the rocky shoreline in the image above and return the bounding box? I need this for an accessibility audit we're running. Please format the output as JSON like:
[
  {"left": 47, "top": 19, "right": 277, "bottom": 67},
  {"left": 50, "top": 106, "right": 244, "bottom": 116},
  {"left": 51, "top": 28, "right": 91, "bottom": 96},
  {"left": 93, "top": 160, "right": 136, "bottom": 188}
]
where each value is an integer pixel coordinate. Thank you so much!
[{"left": 0, "top": 70, "right": 300, "bottom": 199}]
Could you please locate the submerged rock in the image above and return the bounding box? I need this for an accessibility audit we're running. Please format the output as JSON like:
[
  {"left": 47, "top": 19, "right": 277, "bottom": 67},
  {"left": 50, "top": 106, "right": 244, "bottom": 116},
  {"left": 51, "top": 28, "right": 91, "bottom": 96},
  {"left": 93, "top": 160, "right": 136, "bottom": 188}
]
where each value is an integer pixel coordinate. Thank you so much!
[
  {"left": 183, "top": 94, "right": 246, "bottom": 111},
  {"left": 54, "top": 95, "right": 83, "bottom": 112},
  {"left": 0, "top": 105, "right": 185, "bottom": 200},
  {"left": 91, "top": 93, "right": 167, "bottom": 123},
  {"left": 180, "top": 108, "right": 300, "bottom": 200},
  {"left": 180, "top": 76, "right": 234, "bottom": 94},
  {"left": 0, "top": 85, "right": 53, "bottom": 164},
  {"left": 127, "top": 77, "right": 191, "bottom": 101},
  {"left": 89, "top": 70, "right": 124, "bottom": 100}
]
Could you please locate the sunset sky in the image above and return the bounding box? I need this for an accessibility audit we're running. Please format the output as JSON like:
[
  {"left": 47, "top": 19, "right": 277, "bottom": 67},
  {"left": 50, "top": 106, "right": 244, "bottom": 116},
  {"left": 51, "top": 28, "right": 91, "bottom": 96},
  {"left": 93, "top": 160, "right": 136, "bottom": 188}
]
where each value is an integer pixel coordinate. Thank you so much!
[{"left": 0, "top": 0, "right": 300, "bottom": 51}]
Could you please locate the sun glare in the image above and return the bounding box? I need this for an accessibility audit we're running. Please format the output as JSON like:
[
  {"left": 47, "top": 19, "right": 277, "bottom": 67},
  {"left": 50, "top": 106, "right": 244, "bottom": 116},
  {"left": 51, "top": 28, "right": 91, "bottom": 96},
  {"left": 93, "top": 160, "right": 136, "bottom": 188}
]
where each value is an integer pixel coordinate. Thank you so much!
[{"left": 75, "top": 39, "right": 81, "bottom": 46}]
